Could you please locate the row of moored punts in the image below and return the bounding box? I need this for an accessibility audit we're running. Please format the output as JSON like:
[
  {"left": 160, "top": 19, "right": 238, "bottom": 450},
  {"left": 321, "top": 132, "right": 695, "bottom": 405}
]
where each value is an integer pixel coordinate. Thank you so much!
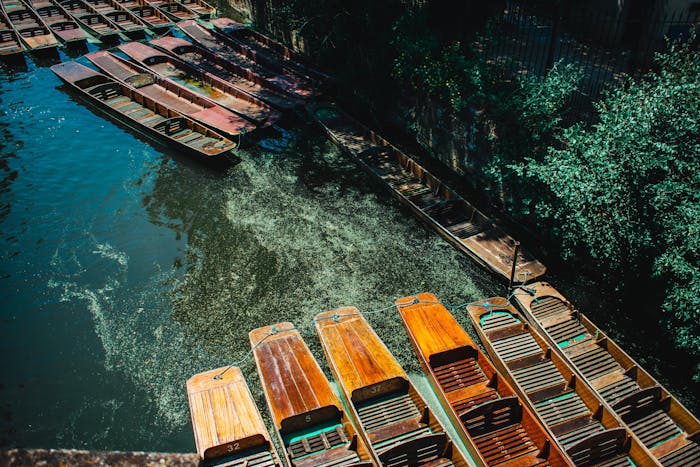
[
  {"left": 188, "top": 288, "right": 699, "bottom": 466},
  {"left": 49, "top": 18, "right": 327, "bottom": 167},
  {"left": 0, "top": 0, "right": 215, "bottom": 56}
]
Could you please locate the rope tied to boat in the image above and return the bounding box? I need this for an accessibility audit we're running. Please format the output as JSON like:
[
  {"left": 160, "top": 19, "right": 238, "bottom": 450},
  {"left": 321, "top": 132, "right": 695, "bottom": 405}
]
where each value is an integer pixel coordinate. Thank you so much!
[{"left": 211, "top": 324, "right": 291, "bottom": 380}]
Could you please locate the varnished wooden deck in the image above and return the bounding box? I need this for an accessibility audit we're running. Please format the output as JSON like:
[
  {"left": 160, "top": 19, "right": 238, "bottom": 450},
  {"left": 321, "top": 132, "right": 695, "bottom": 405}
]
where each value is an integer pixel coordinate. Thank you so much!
[
  {"left": 186, "top": 366, "right": 281, "bottom": 465},
  {"left": 466, "top": 297, "right": 659, "bottom": 466},
  {"left": 397, "top": 293, "right": 571, "bottom": 467},
  {"left": 315, "top": 307, "right": 469, "bottom": 466},
  {"left": 250, "top": 322, "right": 372, "bottom": 467},
  {"left": 514, "top": 283, "right": 700, "bottom": 466}
]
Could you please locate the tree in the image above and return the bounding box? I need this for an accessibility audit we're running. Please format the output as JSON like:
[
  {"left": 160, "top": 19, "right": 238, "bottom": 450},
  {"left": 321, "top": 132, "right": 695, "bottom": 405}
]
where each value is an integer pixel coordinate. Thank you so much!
[{"left": 526, "top": 35, "right": 700, "bottom": 377}]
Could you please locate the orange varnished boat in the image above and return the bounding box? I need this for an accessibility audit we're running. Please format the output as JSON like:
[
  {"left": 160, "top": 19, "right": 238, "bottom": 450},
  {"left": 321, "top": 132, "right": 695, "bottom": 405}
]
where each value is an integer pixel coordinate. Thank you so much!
[
  {"left": 397, "top": 293, "right": 571, "bottom": 467},
  {"left": 513, "top": 283, "right": 700, "bottom": 466},
  {"left": 187, "top": 366, "right": 283, "bottom": 466},
  {"left": 310, "top": 103, "right": 546, "bottom": 284},
  {"left": 315, "top": 307, "right": 469, "bottom": 466},
  {"left": 250, "top": 322, "right": 373, "bottom": 467},
  {"left": 465, "top": 296, "right": 660, "bottom": 466}
]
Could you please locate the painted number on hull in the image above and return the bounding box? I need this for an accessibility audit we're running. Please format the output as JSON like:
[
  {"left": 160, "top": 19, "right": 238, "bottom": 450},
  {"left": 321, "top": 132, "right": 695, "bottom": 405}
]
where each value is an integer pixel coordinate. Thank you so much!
[
  {"left": 305, "top": 415, "right": 312, "bottom": 423},
  {"left": 228, "top": 442, "right": 240, "bottom": 452}
]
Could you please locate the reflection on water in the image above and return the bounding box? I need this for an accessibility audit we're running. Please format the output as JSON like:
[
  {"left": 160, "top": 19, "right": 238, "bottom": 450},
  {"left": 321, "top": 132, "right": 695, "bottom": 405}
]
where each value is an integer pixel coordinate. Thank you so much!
[{"left": 0, "top": 56, "right": 496, "bottom": 453}]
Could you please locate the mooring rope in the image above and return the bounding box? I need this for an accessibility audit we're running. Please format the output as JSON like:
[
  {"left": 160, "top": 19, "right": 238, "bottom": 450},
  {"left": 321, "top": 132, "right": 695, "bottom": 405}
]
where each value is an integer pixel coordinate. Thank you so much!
[{"left": 211, "top": 285, "right": 539, "bottom": 380}]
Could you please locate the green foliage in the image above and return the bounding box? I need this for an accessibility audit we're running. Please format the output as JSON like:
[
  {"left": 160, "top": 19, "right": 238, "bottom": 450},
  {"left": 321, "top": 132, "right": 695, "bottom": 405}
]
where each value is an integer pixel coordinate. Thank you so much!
[{"left": 526, "top": 36, "right": 700, "bottom": 374}]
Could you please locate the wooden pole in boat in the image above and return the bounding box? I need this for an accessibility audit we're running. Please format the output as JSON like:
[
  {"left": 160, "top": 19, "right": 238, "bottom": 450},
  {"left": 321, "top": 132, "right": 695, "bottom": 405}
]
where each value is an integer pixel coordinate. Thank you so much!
[{"left": 508, "top": 241, "right": 521, "bottom": 294}]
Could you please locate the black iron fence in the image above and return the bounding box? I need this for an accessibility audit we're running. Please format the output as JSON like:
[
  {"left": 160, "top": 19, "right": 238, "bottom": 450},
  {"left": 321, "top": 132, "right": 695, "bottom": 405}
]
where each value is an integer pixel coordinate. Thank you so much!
[{"left": 487, "top": 1, "right": 698, "bottom": 116}]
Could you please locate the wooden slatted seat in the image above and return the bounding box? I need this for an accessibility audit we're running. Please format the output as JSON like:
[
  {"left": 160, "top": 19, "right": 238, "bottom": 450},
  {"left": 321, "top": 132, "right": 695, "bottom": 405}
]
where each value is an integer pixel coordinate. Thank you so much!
[
  {"left": 472, "top": 424, "right": 537, "bottom": 465},
  {"left": 659, "top": 440, "right": 700, "bottom": 466},
  {"left": 545, "top": 318, "right": 588, "bottom": 345},
  {"left": 530, "top": 295, "right": 570, "bottom": 320},
  {"left": 356, "top": 393, "right": 421, "bottom": 433},
  {"left": 378, "top": 432, "right": 454, "bottom": 467},
  {"left": 491, "top": 332, "right": 541, "bottom": 362},
  {"left": 556, "top": 419, "right": 605, "bottom": 447},
  {"left": 613, "top": 387, "right": 680, "bottom": 448},
  {"left": 510, "top": 360, "right": 565, "bottom": 393},
  {"left": 534, "top": 393, "right": 589, "bottom": 427},
  {"left": 432, "top": 356, "right": 487, "bottom": 392},
  {"left": 598, "top": 375, "right": 641, "bottom": 404},
  {"left": 568, "top": 345, "right": 621, "bottom": 380},
  {"left": 480, "top": 311, "right": 519, "bottom": 332},
  {"left": 566, "top": 428, "right": 628, "bottom": 467}
]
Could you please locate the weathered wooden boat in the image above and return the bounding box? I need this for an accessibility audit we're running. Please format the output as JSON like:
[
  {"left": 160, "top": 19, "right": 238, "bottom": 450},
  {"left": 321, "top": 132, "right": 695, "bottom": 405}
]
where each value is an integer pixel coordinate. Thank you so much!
[
  {"left": 145, "top": 0, "right": 193, "bottom": 21},
  {"left": 250, "top": 322, "right": 374, "bottom": 467},
  {"left": 397, "top": 293, "right": 571, "bottom": 466},
  {"left": 86, "top": 50, "right": 256, "bottom": 140},
  {"left": 310, "top": 103, "right": 546, "bottom": 284},
  {"left": 112, "top": 0, "right": 171, "bottom": 31},
  {"left": 26, "top": 0, "right": 86, "bottom": 45},
  {"left": 1, "top": 0, "right": 58, "bottom": 50},
  {"left": 0, "top": 8, "right": 24, "bottom": 56},
  {"left": 51, "top": 61, "right": 237, "bottom": 166},
  {"left": 151, "top": 36, "right": 304, "bottom": 111},
  {"left": 513, "top": 283, "right": 700, "bottom": 466},
  {"left": 211, "top": 17, "right": 332, "bottom": 85},
  {"left": 175, "top": 0, "right": 212, "bottom": 19},
  {"left": 59, "top": 0, "right": 120, "bottom": 41},
  {"left": 187, "top": 366, "right": 283, "bottom": 466},
  {"left": 82, "top": 0, "right": 147, "bottom": 37},
  {"left": 177, "top": 20, "right": 317, "bottom": 101},
  {"left": 315, "top": 307, "right": 469, "bottom": 466},
  {"left": 464, "top": 296, "right": 660, "bottom": 466},
  {"left": 119, "top": 41, "right": 280, "bottom": 127}
]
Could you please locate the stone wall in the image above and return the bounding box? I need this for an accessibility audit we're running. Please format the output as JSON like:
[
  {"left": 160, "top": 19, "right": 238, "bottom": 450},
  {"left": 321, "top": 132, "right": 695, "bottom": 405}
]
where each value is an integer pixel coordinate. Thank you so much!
[{"left": 0, "top": 448, "right": 198, "bottom": 466}]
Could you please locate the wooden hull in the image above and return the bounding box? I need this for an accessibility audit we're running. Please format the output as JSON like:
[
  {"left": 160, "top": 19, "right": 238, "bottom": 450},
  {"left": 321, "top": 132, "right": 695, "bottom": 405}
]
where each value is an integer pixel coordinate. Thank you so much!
[
  {"left": 2, "top": 0, "right": 58, "bottom": 50},
  {"left": 51, "top": 61, "right": 236, "bottom": 166},
  {"left": 119, "top": 40, "right": 280, "bottom": 128},
  {"left": 151, "top": 34, "right": 304, "bottom": 111},
  {"left": 310, "top": 103, "right": 547, "bottom": 284},
  {"left": 0, "top": 8, "right": 24, "bottom": 56},
  {"left": 315, "top": 307, "right": 469, "bottom": 466},
  {"left": 464, "top": 296, "right": 660, "bottom": 466},
  {"left": 31, "top": 0, "right": 87, "bottom": 45},
  {"left": 250, "top": 323, "right": 373, "bottom": 467},
  {"left": 187, "top": 366, "right": 283, "bottom": 466},
  {"left": 175, "top": 0, "right": 212, "bottom": 18},
  {"left": 397, "top": 293, "right": 571, "bottom": 467},
  {"left": 59, "top": 0, "right": 120, "bottom": 40},
  {"left": 211, "top": 17, "right": 332, "bottom": 85},
  {"left": 513, "top": 282, "right": 700, "bottom": 466},
  {"left": 85, "top": 50, "right": 256, "bottom": 140},
  {"left": 177, "top": 19, "right": 318, "bottom": 101}
]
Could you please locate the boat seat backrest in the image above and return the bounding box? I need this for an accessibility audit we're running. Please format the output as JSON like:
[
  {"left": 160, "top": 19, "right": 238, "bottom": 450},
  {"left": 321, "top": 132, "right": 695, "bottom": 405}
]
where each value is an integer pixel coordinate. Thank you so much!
[
  {"left": 378, "top": 432, "right": 448, "bottom": 466},
  {"left": 351, "top": 377, "right": 409, "bottom": 405},
  {"left": 428, "top": 345, "right": 478, "bottom": 370},
  {"left": 1, "top": 31, "right": 16, "bottom": 42},
  {"left": 87, "top": 82, "right": 122, "bottom": 100},
  {"left": 154, "top": 118, "right": 188, "bottom": 136},
  {"left": 460, "top": 396, "right": 522, "bottom": 437},
  {"left": 20, "top": 26, "right": 48, "bottom": 37},
  {"left": 612, "top": 386, "right": 662, "bottom": 421},
  {"left": 279, "top": 405, "right": 342, "bottom": 435},
  {"left": 566, "top": 427, "right": 627, "bottom": 465},
  {"left": 143, "top": 55, "right": 169, "bottom": 66},
  {"left": 173, "top": 44, "right": 196, "bottom": 55},
  {"left": 202, "top": 434, "right": 270, "bottom": 461}
]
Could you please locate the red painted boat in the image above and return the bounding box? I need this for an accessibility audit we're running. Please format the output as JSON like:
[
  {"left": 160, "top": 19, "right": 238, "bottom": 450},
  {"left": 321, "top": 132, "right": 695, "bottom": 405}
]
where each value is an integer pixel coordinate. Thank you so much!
[
  {"left": 52, "top": 61, "right": 237, "bottom": 167},
  {"left": 1, "top": 0, "right": 58, "bottom": 51},
  {"left": 26, "top": 0, "right": 86, "bottom": 45},
  {"left": 119, "top": 41, "right": 280, "bottom": 127},
  {"left": 86, "top": 50, "right": 257, "bottom": 140},
  {"left": 150, "top": 35, "right": 304, "bottom": 111},
  {"left": 112, "top": 0, "right": 171, "bottom": 31},
  {"left": 177, "top": 19, "right": 317, "bottom": 101},
  {"left": 59, "top": 0, "right": 120, "bottom": 41},
  {"left": 211, "top": 17, "right": 332, "bottom": 85},
  {"left": 82, "top": 0, "right": 147, "bottom": 37}
]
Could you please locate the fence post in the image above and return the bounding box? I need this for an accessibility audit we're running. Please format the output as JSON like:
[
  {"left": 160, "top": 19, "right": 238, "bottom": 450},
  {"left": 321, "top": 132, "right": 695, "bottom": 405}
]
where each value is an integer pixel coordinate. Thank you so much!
[{"left": 545, "top": 3, "right": 564, "bottom": 71}]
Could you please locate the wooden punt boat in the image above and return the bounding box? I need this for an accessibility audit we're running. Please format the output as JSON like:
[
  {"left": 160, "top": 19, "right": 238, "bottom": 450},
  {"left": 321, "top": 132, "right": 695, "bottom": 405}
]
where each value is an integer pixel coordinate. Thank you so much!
[
  {"left": 310, "top": 103, "right": 546, "bottom": 284},
  {"left": 250, "top": 322, "right": 373, "bottom": 467},
  {"left": 175, "top": 0, "right": 212, "bottom": 19},
  {"left": 82, "top": 0, "right": 147, "bottom": 37},
  {"left": 177, "top": 19, "right": 317, "bottom": 101},
  {"left": 513, "top": 282, "right": 700, "bottom": 466},
  {"left": 1, "top": 0, "right": 58, "bottom": 50},
  {"left": 211, "top": 17, "right": 332, "bottom": 85},
  {"left": 464, "top": 296, "right": 659, "bottom": 466},
  {"left": 51, "top": 61, "right": 236, "bottom": 166},
  {"left": 397, "top": 293, "right": 571, "bottom": 466},
  {"left": 315, "top": 307, "right": 469, "bottom": 467},
  {"left": 60, "top": 0, "right": 120, "bottom": 41},
  {"left": 151, "top": 35, "right": 304, "bottom": 111},
  {"left": 86, "top": 50, "right": 256, "bottom": 140},
  {"left": 145, "top": 0, "right": 193, "bottom": 21},
  {"left": 26, "top": 0, "right": 86, "bottom": 45},
  {"left": 112, "top": 0, "right": 171, "bottom": 31},
  {"left": 119, "top": 41, "right": 280, "bottom": 127},
  {"left": 187, "top": 366, "right": 283, "bottom": 466},
  {"left": 0, "top": 8, "right": 24, "bottom": 56}
]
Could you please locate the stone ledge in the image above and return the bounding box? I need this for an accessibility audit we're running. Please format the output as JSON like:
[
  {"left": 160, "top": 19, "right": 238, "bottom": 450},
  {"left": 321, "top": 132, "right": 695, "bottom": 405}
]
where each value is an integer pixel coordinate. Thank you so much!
[{"left": 0, "top": 448, "right": 198, "bottom": 466}]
